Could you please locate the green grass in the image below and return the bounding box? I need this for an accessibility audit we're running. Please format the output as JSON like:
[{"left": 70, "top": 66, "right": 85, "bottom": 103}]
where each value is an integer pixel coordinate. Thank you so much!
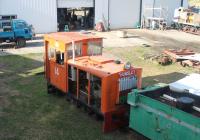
[
  {"left": 104, "top": 46, "right": 196, "bottom": 86},
  {"left": 0, "top": 47, "right": 196, "bottom": 140},
  {"left": 0, "top": 53, "right": 141, "bottom": 140}
]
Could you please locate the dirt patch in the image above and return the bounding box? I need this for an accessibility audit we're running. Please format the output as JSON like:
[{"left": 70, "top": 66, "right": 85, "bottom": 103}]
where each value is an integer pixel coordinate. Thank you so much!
[
  {"left": 93, "top": 30, "right": 151, "bottom": 48},
  {"left": 1, "top": 30, "right": 200, "bottom": 56},
  {"left": 125, "top": 29, "right": 200, "bottom": 52}
]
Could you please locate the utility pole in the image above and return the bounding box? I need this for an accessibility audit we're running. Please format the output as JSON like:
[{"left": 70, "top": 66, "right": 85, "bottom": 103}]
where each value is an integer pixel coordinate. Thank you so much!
[{"left": 181, "top": 0, "right": 184, "bottom": 7}]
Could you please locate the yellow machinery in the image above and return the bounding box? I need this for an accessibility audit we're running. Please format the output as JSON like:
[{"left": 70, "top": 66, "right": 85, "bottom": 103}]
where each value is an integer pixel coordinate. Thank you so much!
[{"left": 173, "top": 7, "right": 200, "bottom": 35}]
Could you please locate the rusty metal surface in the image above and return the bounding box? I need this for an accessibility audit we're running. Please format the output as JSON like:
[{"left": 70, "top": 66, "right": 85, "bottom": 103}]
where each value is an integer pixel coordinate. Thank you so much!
[{"left": 163, "top": 49, "right": 200, "bottom": 70}]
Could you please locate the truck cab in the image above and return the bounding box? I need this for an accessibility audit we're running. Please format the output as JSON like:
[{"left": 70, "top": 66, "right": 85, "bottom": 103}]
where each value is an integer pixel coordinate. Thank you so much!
[{"left": 0, "top": 19, "right": 34, "bottom": 47}]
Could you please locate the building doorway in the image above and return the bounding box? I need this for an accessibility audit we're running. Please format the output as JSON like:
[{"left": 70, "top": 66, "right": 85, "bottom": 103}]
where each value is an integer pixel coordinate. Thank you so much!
[{"left": 57, "top": 8, "right": 94, "bottom": 31}]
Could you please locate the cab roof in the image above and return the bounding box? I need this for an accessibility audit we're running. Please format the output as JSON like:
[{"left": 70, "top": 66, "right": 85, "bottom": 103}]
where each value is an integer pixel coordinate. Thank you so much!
[
  {"left": 44, "top": 32, "right": 102, "bottom": 45},
  {"left": 12, "top": 19, "right": 26, "bottom": 22},
  {"left": 68, "top": 56, "right": 129, "bottom": 77}
]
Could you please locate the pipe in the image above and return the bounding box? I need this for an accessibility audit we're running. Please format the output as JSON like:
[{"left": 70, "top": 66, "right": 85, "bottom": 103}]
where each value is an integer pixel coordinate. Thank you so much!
[
  {"left": 139, "top": 0, "right": 143, "bottom": 27},
  {"left": 192, "top": 106, "right": 200, "bottom": 113},
  {"left": 181, "top": 0, "right": 184, "bottom": 7},
  {"left": 153, "top": 0, "right": 156, "bottom": 17},
  {"left": 107, "top": 0, "right": 110, "bottom": 30},
  {"left": 163, "top": 94, "right": 177, "bottom": 102},
  {"left": 163, "top": 94, "right": 200, "bottom": 113},
  {"left": 93, "top": 0, "right": 95, "bottom": 27},
  {"left": 72, "top": 41, "right": 75, "bottom": 63}
]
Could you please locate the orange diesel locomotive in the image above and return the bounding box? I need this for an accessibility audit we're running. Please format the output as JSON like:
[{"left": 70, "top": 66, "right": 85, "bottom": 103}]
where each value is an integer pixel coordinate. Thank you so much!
[{"left": 44, "top": 32, "right": 142, "bottom": 132}]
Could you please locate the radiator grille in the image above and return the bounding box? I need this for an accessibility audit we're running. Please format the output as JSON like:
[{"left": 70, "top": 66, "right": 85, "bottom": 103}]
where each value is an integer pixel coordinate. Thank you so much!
[{"left": 119, "top": 76, "right": 137, "bottom": 92}]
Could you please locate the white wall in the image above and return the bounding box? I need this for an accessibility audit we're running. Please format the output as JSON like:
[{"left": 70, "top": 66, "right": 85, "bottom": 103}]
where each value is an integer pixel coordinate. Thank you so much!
[
  {"left": 57, "top": 0, "right": 93, "bottom": 8},
  {"left": 142, "top": 0, "right": 188, "bottom": 25},
  {"left": 109, "top": 0, "right": 140, "bottom": 29},
  {"left": 183, "top": 0, "right": 189, "bottom": 8},
  {"left": 155, "top": 0, "right": 183, "bottom": 24},
  {"left": 95, "top": 0, "right": 140, "bottom": 30},
  {"left": 95, "top": 0, "right": 109, "bottom": 30},
  {"left": 0, "top": 0, "right": 57, "bottom": 33}
]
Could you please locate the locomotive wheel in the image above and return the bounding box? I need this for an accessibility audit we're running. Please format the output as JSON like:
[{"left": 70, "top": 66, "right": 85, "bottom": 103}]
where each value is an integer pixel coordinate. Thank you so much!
[
  {"left": 190, "top": 27, "right": 196, "bottom": 33},
  {"left": 84, "top": 106, "right": 88, "bottom": 112},
  {"left": 47, "top": 83, "right": 54, "bottom": 94},
  {"left": 181, "top": 62, "right": 187, "bottom": 67},
  {"left": 66, "top": 94, "right": 71, "bottom": 102},
  {"left": 183, "top": 26, "right": 189, "bottom": 32},
  {"left": 88, "top": 109, "right": 94, "bottom": 116},
  {"left": 95, "top": 114, "right": 103, "bottom": 121},
  {"left": 76, "top": 101, "right": 81, "bottom": 108},
  {"left": 47, "top": 83, "right": 57, "bottom": 94},
  {"left": 56, "top": 90, "right": 65, "bottom": 96}
]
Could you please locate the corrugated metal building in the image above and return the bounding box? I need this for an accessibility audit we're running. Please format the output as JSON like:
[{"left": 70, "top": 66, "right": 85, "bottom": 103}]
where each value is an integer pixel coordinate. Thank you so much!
[
  {"left": 0, "top": 0, "right": 57, "bottom": 33},
  {"left": 95, "top": 0, "right": 188, "bottom": 30},
  {"left": 0, "top": 0, "right": 188, "bottom": 33},
  {"left": 95, "top": 0, "right": 141, "bottom": 30},
  {"left": 0, "top": 0, "right": 94, "bottom": 33},
  {"left": 141, "top": 0, "right": 189, "bottom": 25}
]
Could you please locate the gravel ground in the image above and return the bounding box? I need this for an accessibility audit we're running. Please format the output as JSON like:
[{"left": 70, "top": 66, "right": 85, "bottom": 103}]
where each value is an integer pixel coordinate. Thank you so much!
[
  {"left": 125, "top": 29, "right": 200, "bottom": 52},
  {"left": 1, "top": 29, "right": 200, "bottom": 56},
  {"left": 93, "top": 30, "right": 151, "bottom": 48},
  {"left": 0, "top": 34, "right": 44, "bottom": 56}
]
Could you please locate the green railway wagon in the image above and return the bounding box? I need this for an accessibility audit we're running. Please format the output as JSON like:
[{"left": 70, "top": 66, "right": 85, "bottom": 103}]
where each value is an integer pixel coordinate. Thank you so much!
[{"left": 128, "top": 85, "right": 200, "bottom": 140}]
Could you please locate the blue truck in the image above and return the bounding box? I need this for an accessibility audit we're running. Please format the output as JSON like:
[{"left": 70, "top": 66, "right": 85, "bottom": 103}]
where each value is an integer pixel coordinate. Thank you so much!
[{"left": 0, "top": 19, "right": 35, "bottom": 48}]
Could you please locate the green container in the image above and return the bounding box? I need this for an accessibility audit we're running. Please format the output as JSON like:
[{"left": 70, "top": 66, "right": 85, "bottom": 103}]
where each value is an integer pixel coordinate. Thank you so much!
[{"left": 128, "top": 86, "right": 200, "bottom": 140}]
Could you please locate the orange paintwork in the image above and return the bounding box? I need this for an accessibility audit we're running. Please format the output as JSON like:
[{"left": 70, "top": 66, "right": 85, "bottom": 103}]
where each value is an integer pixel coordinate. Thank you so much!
[
  {"left": 45, "top": 32, "right": 102, "bottom": 53},
  {"left": 44, "top": 32, "right": 142, "bottom": 132}
]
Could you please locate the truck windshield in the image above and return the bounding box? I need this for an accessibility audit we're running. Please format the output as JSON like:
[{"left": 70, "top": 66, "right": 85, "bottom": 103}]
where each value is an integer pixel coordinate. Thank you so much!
[
  {"left": 15, "top": 21, "right": 28, "bottom": 29},
  {"left": 88, "top": 41, "right": 102, "bottom": 56}
]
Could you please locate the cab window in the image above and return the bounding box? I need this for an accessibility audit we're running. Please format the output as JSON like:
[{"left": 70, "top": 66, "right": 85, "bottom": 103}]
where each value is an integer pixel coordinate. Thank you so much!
[
  {"left": 48, "top": 47, "right": 55, "bottom": 59},
  {"left": 56, "top": 51, "right": 64, "bottom": 65},
  {"left": 67, "top": 42, "right": 82, "bottom": 59},
  {"left": 88, "top": 41, "right": 102, "bottom": 56}
]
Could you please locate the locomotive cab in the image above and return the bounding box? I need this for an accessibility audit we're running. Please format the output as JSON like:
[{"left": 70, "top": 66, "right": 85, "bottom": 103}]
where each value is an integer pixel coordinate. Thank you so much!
[{"left": 44, "top": 32, "right": 142, "bottom": 132}]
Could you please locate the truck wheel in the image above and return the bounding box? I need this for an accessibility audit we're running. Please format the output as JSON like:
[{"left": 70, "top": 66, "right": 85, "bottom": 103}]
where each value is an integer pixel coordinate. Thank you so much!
[{"left": 16, "top": 38, "right": 26, "bottom": 48}]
